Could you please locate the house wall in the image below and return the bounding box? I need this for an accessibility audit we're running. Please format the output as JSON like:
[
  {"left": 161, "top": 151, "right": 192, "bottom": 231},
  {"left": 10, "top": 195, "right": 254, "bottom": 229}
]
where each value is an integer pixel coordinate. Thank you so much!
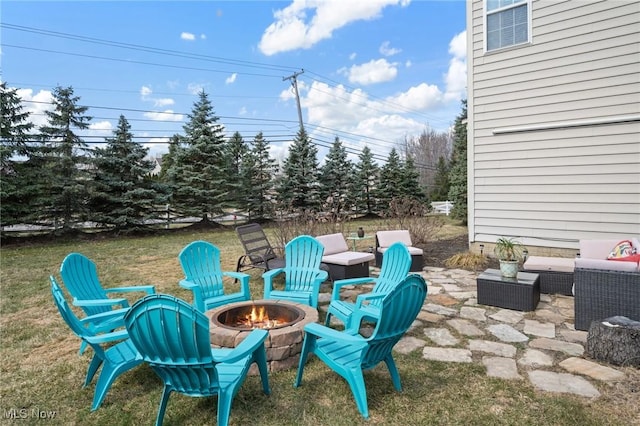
[{"left": 467, "top": 0, "right": 640, "bottom": 255}]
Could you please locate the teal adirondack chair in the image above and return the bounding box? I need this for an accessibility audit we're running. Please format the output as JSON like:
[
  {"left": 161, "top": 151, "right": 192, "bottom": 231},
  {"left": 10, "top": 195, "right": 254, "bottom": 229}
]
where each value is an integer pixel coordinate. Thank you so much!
[
  {"left": 178, "top": 240, "right": 251, "bottom": 312},
  {"left": 123, "top": 294, "right": 271, "bottom": 426},
  {"left": 50, "top": 276, "right": 142, "bottom": 411},
  {"left": 60, "top": 252, "right": 156, "bottom": 354},
  {"left": 294, "top": 274, "right": 428, "bottom": 419},
  {"left": 263, "top": 235, "right": 328, "bottom": 308},
  {"left": 325, "top": 241, "right": 412, "bottom": 328}
]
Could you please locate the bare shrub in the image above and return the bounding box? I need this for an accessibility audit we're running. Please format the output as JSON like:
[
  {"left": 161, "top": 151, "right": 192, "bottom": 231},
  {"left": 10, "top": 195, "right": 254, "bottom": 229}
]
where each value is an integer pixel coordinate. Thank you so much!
[
  {"left": 376, "top": 197, "right": 444, "bottom": 245},
  {"left": 271, "top": 208, "right": 350, "bottom": 247},
  {"left": 444, "top": 252, "right": 488, "bottom": 271}
]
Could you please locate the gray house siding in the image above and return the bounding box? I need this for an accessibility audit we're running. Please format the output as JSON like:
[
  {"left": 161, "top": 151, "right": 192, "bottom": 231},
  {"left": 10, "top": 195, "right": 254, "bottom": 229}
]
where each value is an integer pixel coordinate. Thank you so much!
[{"left": 467, "top": 0, "right": 640, "bottom": 253}]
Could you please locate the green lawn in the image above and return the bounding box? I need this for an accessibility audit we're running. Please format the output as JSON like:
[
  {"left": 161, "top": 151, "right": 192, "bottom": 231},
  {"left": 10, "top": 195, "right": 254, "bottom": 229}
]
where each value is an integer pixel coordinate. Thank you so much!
[{"left": 1, "top": 225, "right": 638, "bottom": 425}]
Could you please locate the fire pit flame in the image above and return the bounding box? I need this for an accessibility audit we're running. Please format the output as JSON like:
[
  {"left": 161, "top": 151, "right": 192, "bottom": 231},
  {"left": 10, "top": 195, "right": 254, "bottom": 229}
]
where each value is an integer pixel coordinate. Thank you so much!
[{"left": 238, "top": 305, "right": 284, "bottom": 329}]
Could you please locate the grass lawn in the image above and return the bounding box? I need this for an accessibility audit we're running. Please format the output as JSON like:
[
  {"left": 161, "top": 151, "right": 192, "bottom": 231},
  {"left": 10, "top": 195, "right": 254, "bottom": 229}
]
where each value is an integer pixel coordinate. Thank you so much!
[{"left": 1, "top": 223, "right": 638, "bottom": 425}]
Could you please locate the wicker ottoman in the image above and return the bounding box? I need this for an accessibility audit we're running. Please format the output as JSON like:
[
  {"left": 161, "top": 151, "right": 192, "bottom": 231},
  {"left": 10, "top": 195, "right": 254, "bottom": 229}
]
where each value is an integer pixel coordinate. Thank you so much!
[
  {"left": 523, "top": 256, "right": 574, "bottom": 295},
  {"left": 477, "top": 269, "right": 540, "bottom": 311}
]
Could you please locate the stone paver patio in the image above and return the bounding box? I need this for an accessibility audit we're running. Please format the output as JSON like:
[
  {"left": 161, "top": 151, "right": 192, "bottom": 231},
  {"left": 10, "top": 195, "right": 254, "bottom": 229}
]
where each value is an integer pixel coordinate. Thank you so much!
[{"left": 318, "top": 266, "right": 630, "bottom": 399}]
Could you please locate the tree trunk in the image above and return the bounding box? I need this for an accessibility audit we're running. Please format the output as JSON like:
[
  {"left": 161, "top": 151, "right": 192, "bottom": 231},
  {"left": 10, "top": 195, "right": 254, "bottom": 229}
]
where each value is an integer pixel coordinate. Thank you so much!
[{"left": 586, "top": 316, "right": 640, "bottom": 367}]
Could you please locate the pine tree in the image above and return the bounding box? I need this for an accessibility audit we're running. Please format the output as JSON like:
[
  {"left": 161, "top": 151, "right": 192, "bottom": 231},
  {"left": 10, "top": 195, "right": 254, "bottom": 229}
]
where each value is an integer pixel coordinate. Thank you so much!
[
  {"left": 430, "top": 156, "right": 450, "bottom": 201},
  {"left": 352, "top": 146, "right": 379, "bottom": 216},
  {"left": 170, "top": 90, "right": 227, "bottom": 223},
  {"left": 91, "top": 115, "right": 167, "bottom": 233},
  {"left": 277, "top": 127, "right": 320, "bottom": 212},
  {"left": 226, "top": 131, "right": 249, "bottom": 211},
  {"left": 318, "top": 137, "right": 353, "bottom": 219},
  {"left": 159, "top": 133, "right": 181, "bottom": 183},
  {"left": 38, "top": 85, "right": 92, "bottom": 232},
  {"left": 377, "top": 148, "right": 403, "bottom": 214},
  {"left": 447, "top": 99, "right": 468, "bottom": 223},
  {"left": 245, "top": 132, "right": 277, "bottom": 222},
  {"left": 1, "top": 83, "right": 35, "bottom": 228},
  {"left": 400, "top": 155, "right": 426, "bottom": 203}
]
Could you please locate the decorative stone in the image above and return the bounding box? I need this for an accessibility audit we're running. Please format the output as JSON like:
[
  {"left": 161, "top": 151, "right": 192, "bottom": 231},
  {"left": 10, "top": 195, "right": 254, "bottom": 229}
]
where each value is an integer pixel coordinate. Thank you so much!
[
  {"left": 447, "top": 319, "right": 485, "bottom": 336},
  {"left": 518, "top": 349, "right": 554, "bottom": 368},
  {"left": 468, "top": 339, "right": 516, "bottom": 357},
  {"left": 483, "top": 356, "right": 522, "bottom": 380},
  {"left": 424, "top": 328, "right": 460, "bottom": 346},
  {"left": 523, "top": 319, "right": 556, "bottom": 338},
  {"left": 529, "top": 337, "right": 584, "bottom": 356},
  {"left": 487, "top": 324, "right": 529, "bottom": 342},
  {"left": 422, "top": 347, "right": 473, "bottom": 363},
  {"left": 559, "top": 357, "right": 625, "bottom": 381},
  {"left": 528, "top": 371, "right": 600, "bottom": 398}
]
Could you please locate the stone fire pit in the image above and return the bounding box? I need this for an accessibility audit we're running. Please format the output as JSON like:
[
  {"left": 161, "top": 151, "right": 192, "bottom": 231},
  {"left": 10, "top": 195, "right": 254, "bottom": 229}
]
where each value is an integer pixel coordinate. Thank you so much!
[{"left": 205, "top": 299, "right": 319, "bottom": 372}]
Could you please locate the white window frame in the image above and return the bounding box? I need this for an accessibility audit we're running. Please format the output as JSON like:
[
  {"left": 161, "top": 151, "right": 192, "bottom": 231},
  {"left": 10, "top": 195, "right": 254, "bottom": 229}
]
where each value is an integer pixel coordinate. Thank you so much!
[{"left": 484, "top": 0, "right": 532, "bottom": 53}]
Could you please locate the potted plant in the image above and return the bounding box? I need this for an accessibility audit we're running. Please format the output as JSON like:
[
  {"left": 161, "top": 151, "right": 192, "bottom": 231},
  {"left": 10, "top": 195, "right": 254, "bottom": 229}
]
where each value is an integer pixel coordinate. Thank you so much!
[{"left": 494, "top": 237, "right": 525, "bottom": 278}]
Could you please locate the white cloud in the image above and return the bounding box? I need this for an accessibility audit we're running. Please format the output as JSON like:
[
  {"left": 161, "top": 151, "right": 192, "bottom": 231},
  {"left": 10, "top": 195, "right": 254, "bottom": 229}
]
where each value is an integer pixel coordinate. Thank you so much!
[
  {"left": 16, "top": 88, "right": 53, "bottom": 128},
  {"left": 140, "top": 86, "right": 176, "bottom": 108},
  {"left": 342, "top": 58, "right": 398, "bottom": 85},
  {"left": 200, "top": 34, "right": 207, "bottom": 40},
  {"left": 88, "top": 121, "right": 113, "bottom": 132},
  {"left": 140, "top": 86, "right": 152, "bottom": 98},
  {"left": 225, "top": 73, "right": 237, "bottom": 84},
  {"left": 143, "top": 111, "right": 184, "bottom": 122},
  {"left": 387, "top": 83, "right": 443, "bottom": 110},
  {"left": 444, "top": 30, "right": 467, "bottom": 101},
  {"left": 405, "top": 60, "right": 412, "bottom": 67},
  {"left": 258, "top": 0, "right": 410, "bottom": 56},
  {"left": 181, "top": 32, "right": 196, "bottom": 41},
  {"left": 238, "top": 106, "right": 247, "bottom": 115},
  {"left": 449, "top": 30, "right": 466, "bottom": 59},
  {"left": 379, "top": 41, "right": 401, "bottom": 56},
  {"left": 187, "top": 83, "right": 206, "bottom": 95},
  {"left": 349, "top": 52, "right": 357, "bottom": 61}
]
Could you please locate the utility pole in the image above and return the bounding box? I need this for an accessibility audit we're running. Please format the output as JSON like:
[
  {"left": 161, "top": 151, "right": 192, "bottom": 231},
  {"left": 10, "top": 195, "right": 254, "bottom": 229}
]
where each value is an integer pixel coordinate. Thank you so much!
[{"left": 283, "top": 69, "right": 305, "bottom": 132}]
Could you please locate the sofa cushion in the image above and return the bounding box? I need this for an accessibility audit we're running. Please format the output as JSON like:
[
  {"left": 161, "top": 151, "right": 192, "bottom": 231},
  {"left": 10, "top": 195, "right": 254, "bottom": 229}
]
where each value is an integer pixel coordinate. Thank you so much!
[
  {"left": 378, "top": 246, "right": 423, "bottom": 256},
  {"left": 376, "top": 230, "right": 413, "bottom": 248},
  {"left": 316, "top": 233, "right": 349, "bottom": 256},
  {"left": 322, "top": 251, "right": 375, "bottom": 266},
  {"left": 579, "top": 239, "right": 625, "bottom": 260},
  {"left": 575, "top": 257, "right": 639, "bottom": 272},
  {"left": 523, "top": 256, "right": 575, "bottom": 273}
]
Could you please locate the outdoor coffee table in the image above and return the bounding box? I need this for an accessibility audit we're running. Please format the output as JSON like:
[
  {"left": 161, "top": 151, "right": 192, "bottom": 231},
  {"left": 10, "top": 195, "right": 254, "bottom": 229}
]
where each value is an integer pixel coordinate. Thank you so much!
[{"left": 477, "top": 269, "right": 540, "bottom": 311}]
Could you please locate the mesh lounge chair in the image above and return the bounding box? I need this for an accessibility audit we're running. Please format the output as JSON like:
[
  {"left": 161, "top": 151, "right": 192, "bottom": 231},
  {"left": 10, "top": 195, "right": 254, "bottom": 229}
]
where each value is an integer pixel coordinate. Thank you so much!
[{"left": 235, "top": 223, "right": 285, "bottom": 273}]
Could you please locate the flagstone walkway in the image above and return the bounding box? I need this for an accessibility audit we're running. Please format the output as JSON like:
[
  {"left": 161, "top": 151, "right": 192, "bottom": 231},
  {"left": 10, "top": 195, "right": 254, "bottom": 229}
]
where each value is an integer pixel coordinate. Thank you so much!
[{"left": 318, "top": 266, "right": 627, "bottom": 399}]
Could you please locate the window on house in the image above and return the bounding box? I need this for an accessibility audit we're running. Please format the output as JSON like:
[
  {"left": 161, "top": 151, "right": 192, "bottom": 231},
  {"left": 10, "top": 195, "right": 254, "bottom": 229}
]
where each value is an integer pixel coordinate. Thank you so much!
[{"left": 486, "top": 0, "right": 529, "bottom": 52}]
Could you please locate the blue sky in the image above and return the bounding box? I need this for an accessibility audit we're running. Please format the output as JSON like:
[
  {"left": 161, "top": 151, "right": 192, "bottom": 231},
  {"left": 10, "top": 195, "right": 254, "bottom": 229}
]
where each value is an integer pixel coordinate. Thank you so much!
[{"left": 2, "top": 0, "right": 467, "bottom": 163}]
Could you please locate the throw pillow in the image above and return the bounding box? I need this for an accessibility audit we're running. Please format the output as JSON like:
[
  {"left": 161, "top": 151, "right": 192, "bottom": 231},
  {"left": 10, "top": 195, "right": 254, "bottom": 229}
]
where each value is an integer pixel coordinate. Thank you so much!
[{"left": 607, "top": 240, "right": 640, "bottom": 263}]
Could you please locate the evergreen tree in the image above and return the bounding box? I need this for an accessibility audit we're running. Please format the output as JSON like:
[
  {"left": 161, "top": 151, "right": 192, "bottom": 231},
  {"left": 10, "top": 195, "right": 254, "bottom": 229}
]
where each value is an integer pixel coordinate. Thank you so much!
[
  {"left": 400, "top": 155, "right": 426, "bottom": 203},
  {"left": 377, "top": 148, "right": 403, "bottom": 214},
  {"left": 318, "top": 137, "right": 353, "bottom": 219},
  {"left": 430, "top": 156, "right": 450, "bottom": 201},
  {"left": 277, "top": 127, "right": 320, "bottom": 211},
  {"left": 226, "top": 131, "right": 249, "bottom": 211},
  {"left": 352, "top": 146, "right": 379, "bottom": 216},
  {"left": 170, "top": 90, "right": 227, "bottom": 222},
  {"left": 90, "top": 115, "right": 167, "bottom": 233},
  {"left": 245, "top": 131, "right": 277, "bottom": 222},
  {"left": 0, "top": 83, "right": 35, "bottom": 228},
  {"left": 38, "top": 85, "right": 92, "bottom": 232},
  {"left": 159, "top": 133, "right": 181, "bottom": 183},
  {"left": 447, "top": 99, "right": 468, "bottom": 223}
]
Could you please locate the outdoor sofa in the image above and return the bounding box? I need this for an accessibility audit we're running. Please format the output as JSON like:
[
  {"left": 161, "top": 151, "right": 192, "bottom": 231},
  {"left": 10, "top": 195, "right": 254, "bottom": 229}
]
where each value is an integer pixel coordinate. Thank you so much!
[
  {"left": 374, "top": 230, "right": 423, "bottom": 272},
  {"left": 573, "top": 238, "right": 640, "bottom": 331},
  {"left": 315, "top": 233, "right": 375, "bottom": 281}
]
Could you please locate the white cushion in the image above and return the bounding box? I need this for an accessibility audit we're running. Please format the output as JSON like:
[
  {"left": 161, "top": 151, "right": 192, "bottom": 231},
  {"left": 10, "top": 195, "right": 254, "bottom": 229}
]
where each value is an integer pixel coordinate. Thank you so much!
[
  {"left": 377, "top": 246, "right": 423, "bottom": 256},
  {"left": 579, "top": 239, "right": 624, "bottom": 260},
  {"left": 575, "top": 257, "right": 639, "bottom": 272},
  {"left": 376, "top": 230, "right": 413, "bottom": 248},
  {"left": 322, "top": 252, "right": 375, "bottom": 266},
  {"left": 316, "top": 233, "right": 349, "bottom": 255},
  {"left": 523, "top": 256, "right": 575, "bottom": 273}
]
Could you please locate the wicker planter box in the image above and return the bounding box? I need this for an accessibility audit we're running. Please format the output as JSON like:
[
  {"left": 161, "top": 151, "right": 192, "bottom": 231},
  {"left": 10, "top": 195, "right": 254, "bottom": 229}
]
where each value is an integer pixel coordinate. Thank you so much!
[
  {"left": 477, "top": 269, "right": 540, "bottom": 311},
  {"left": 574, "top": 267, "right": 640, "bottom": 331}
]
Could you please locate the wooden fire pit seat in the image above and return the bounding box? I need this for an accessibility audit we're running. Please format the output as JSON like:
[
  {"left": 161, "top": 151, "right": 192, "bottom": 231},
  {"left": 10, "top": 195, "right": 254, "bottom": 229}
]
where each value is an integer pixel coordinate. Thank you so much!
[{"left": 316, "top": 233, "right": 375, "bottom": 281}]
